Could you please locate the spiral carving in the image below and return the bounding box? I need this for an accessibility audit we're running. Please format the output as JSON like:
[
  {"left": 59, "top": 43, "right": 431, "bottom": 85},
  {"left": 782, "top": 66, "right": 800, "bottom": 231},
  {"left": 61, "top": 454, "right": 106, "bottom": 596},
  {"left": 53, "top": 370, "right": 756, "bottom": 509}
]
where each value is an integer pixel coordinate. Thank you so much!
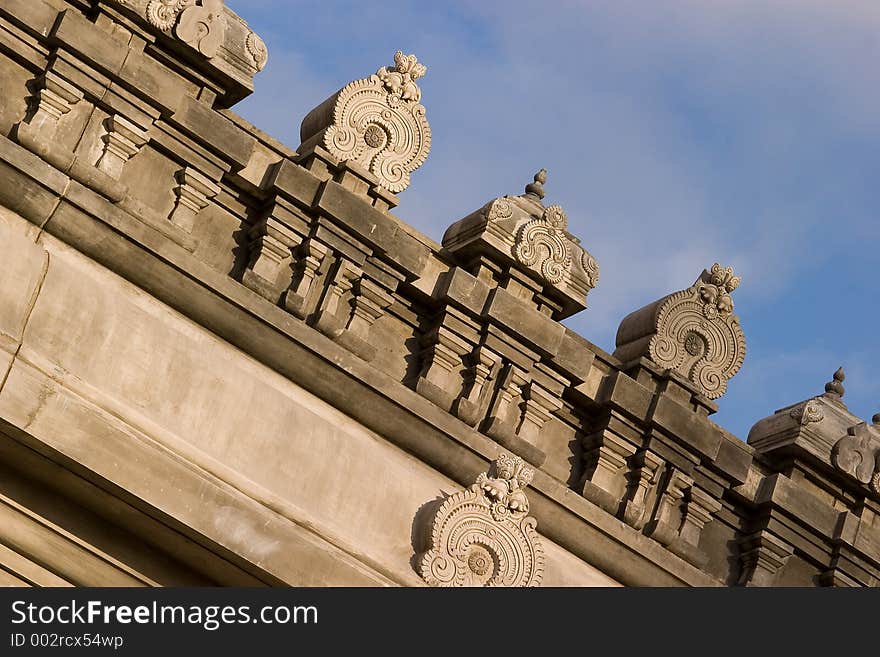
[
  {"left": 417, "top": 455, "right": 544, "bottom": 587},
  {"left": 513, "top": 212, "right": 572, "bottom": 285},
  {"left": 645, "top": 265, "right": 746, "bottom": 400},
  {"left": 320, "top": 53, "right": 431, "bottom": 193}
]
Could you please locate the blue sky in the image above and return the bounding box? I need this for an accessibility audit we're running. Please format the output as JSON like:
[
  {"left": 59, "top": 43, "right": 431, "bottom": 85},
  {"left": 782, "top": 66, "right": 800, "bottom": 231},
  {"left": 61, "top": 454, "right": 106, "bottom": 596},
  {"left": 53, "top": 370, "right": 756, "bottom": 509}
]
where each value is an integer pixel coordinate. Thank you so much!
[{"left": 231, "top": 0, "right": 879, "bottom": 439}]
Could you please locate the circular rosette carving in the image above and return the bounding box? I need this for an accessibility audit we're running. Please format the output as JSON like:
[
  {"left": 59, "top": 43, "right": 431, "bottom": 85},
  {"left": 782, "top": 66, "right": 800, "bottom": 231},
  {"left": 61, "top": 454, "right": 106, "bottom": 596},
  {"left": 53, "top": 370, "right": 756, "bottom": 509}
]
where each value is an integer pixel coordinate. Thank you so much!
[
  {"left": 648, "top": 287, "right": 746, "bottom": 399},
  {"left": 246, "top": 31, "right": 268, "bottom": 71},
  {"left": 482, "top": 198, "right": 514, "bottom": 222},
  {"left": 322, "top": 74, "right": 431, "bottom": 193},
  {"left": 146, "top": 0, "right": 189, "bottom": 30},
  {"left": 418, "top": 485, "right": 544, "bottom": 588},
  {"left": 514, "top": 218, "right": 572, "bottom": 285}
]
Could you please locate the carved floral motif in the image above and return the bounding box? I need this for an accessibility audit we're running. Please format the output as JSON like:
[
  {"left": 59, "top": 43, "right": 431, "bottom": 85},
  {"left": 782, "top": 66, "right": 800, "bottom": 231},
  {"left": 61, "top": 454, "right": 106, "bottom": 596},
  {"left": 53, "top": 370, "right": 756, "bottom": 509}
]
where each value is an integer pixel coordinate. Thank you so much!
[
  {"left": 646, "top": 263, "right": 746, "bottom": 399},
  {"left": 320, "top": 51, "right": 431, "bottom": 193},
  {"left": 513, "top": 204, "right": 572, "bottom": 285},
  {"left": 418, "top": 454, "right": 544, "bottom": 587}
]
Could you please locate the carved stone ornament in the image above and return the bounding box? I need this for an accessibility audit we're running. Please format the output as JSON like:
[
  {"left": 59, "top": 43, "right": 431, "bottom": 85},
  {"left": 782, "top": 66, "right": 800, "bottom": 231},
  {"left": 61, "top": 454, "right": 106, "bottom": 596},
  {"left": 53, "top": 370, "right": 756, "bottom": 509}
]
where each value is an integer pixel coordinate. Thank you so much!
[
  {"left": 418, "top": 454, "right": 544, "bottom": 587},
  {"left": 514, "top": 203, "right": 572, "bottom": 285},
  {"left": 246, "top": 31, "right": 268, "bottom": 71},
  {"left": 175, "top": 0, "right": 226, "bottom": 57},
  {"left": 832, "top": 422, "right": 880, "bottom": 494},
  {"left": 299, "top": 51, "right": 431, "bottom": 193},
  {"left": 441, "top": 169, "right": 600, "bottom": 319},
  {"left": 137, "top": 0, "right": 227, "bottom": 58},
  {"left": 789, "top": 399, "right": 825, "bottom": 425},
  {"left": 613, "top": 263, "right": 746, "bottom": 400}
]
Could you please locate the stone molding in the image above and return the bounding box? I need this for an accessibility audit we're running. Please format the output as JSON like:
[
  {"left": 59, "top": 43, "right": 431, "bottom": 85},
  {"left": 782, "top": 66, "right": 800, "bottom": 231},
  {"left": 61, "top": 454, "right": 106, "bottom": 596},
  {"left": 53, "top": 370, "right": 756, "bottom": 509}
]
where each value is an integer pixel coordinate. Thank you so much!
[{"left": 418, "top": 454, "right": 544, "bottom": 587}]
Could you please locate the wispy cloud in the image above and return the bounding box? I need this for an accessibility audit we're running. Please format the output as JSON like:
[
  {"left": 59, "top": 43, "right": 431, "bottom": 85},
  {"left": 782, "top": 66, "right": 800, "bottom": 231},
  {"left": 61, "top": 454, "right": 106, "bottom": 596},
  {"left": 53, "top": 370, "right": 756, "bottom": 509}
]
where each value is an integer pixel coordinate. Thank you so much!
[{"left": 231, "top": 0, "right": 880, "bottom": 439}]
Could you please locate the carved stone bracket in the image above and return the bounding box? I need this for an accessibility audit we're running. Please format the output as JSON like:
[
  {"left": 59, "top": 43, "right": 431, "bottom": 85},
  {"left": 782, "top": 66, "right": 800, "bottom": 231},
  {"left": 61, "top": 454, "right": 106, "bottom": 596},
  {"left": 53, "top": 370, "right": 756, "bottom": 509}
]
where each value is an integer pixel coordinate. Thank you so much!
[
  {"left": 737, "top": 531, "right": 793, "bottom": 586},
  {"left": 614, "top": 263, "right": 746, "bottom": 400},
  {"left": 645, "top": 468, "right": 692, "bottom": 547},
  {"left": 25, "top": 72, "right": 83, "bottom": 134},
  {"left": 581, "top": 425, "right": 641, "bottom": 516},
  {"left": 95, "top": 115, "right": 150, "bottom": 180},
  {"left": 417, "top": 454, "right": 544, "bottom": 587},
  {"left": 415, "top": 324, "right": 473, "bottom": 412},
  {"left": 168, "top": 167, "right": 220, "bottom": 233},
  {"left": 483, "top": 363, "right": 530, "bottom": 445}
]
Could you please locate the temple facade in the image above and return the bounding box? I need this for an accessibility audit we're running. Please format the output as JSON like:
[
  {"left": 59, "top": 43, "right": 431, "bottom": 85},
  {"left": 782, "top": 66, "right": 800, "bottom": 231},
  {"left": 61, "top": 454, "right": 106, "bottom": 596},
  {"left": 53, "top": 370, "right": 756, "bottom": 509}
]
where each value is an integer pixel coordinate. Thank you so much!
[{"left": 0, "top": 0, "right": 877, "bottom": 587}]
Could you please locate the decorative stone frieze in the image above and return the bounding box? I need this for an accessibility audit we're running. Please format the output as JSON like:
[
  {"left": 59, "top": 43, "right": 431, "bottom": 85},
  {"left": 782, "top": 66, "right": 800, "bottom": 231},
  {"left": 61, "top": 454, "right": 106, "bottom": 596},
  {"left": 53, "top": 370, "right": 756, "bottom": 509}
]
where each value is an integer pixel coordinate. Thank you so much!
[
  {"left": 298, "top": 51, "right": 431, "bottom": 193},
  {"left": 613, "top": 263, "right": 746, "bottom": 400},
  {"left": 417, "top": 454, "right": 544, "bottom": 587},
  {"left": 95, "top": 115, "right": 150, "bottom": 180},
  {"left": 168, "top": 167, "right": 220, "bottom": 233}
]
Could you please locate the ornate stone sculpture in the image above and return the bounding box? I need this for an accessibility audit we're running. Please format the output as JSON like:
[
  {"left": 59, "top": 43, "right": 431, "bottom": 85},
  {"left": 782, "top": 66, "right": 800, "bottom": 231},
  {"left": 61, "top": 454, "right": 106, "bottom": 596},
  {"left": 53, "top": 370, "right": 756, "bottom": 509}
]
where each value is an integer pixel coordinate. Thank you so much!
[
  {"left": 299, "top": 51, "right": 431, "bottom": 193},
  {"left": 613, "top": 263, "right": 746, "bottom": 400},
  {"left": 417, "top": 454, "right": 544, "bottom": 587}
]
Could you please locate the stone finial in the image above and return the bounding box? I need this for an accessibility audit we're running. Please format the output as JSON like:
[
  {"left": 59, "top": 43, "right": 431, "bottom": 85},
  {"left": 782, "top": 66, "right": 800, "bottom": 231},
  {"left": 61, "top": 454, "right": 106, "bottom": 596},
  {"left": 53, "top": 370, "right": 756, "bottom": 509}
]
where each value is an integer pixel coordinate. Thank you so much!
[
  {"left": 298, "top": 50, "right": 431, "bottom": 193},
  {"left": 417, "top": 454, "right": 544, "bottom": 587},
  {"left": 824, "top": 367, "right": 846, "bottom": 400},
  {"left": 613, "top": 263, "right": 746, "bottom": 400},
  {"left": 525, "top": 169, "right": 547, "bottom": 200}
]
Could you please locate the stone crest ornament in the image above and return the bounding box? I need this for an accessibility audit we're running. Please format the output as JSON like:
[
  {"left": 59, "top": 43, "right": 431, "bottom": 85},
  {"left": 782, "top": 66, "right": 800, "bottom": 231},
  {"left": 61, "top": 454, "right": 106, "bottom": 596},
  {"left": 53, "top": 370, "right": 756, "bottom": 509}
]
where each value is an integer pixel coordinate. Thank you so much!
[
  {"left": 298, "top": 50, "right": 432, "bottom": 193},
  {"left": 176, "top": 0, "right": 226, "bottom": 58},
  {"left": 613, "top": 263, "right": 746, "bottom": 400},
  {"left": 417, "top": 454, "right": 544, "bottom": 587},
  {"left": 832, "top": 421, "right": 880, "bottom": 494}
]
